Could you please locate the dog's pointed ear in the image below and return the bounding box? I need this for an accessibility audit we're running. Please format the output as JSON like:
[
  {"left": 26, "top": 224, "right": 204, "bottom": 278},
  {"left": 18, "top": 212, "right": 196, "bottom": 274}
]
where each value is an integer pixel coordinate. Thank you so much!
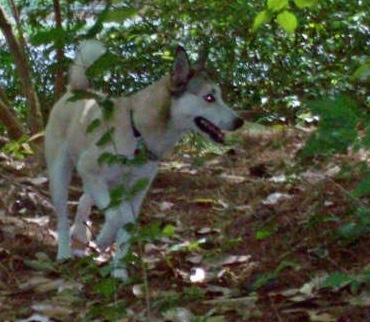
[
  {"left": 170, "top": 46, "right": 191, "bottom": 94},
  {"left": 172, "top": 46, "right": 190, "bottom": 82}
]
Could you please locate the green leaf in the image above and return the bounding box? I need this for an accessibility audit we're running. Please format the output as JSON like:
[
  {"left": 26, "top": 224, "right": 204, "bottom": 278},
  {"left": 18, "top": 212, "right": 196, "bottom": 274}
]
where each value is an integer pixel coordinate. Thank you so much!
[
  {"left": 252, "top": 272, "right": 277, "bottom": 290},
  {"left": 267, "top": 0, "right": 289, "bottom": 11},
  {"left": 277, "top": 10, "right": 298, "bottom": 34},
  {"left": 354, "top": 171, "right": 370, "bottom": 197},
  {"left": 87, "top": 53, "right": 121, "bottom": 79},
  {"left": 363, "top": 125, "right": 370, "bottom": 148},
  {"left": 98, "top": 152, "right": 118, "bottom": 166},
  {"left": 98, "top": 97, "right": 115, "bottom": 120},
  {"left": 301, "top": 96, "right": 360, "bottom": 156},
  {"left": 253, "top": 10, "right": 272, "bottom": 30},
  {"left": 353, "top": 61, "right": 370, "bottom": 81},
  {"left": 138, "top": 222, "right": 162, "bottom": 241},
  {"left": 24, "top": 259, "right": 57, "bottom": 273},
  {"left": 99, "top": 265, "right": 114, "bottom": 278},
  {"left": 321, "top": 272, "right": 353, "bottom": 290},
  {"left": 104, "top": 7, "right": 140, "bottom": 23},
  {"left": 2, "top": 136, "right": 34, "bottom": 160},
  {"left": 68, "top": 90, "right": 100, "bottom": 102},
  {"left": 256, "top": 229, "right": 272, "bottom": 240},
  {"left": 31, "top": 27, "right": 68, "bottom": 46},
  {"left": 128, "top": 178, "right": 149, "bottom": 198},
  {"left": 86, "top": 119, "right": 101, "bottom": 134},
  {"left": 109, "top": 184, "right": 127, "bottom": 208},
  {"left": 162, "top": 224, "right": 175, "bottom": 237},
  {"left": 294, "top": 0, "right": 319, "bottom": 9},
  {"left": 275, "top": 260, "right": 300, "bottom": 273},
  {"left": 338, "top": 222, "right": 362, "bottom": 242},
  {"left": 93, "top": 278, "right": 117, "bottom": 298},
  {"left": 96, "top": 127, "right": 115, "bottom": 146}
]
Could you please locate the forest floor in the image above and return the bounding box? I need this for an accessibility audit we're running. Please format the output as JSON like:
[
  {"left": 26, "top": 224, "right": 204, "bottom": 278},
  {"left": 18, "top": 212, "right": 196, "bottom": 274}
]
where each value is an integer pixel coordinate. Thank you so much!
[{"left": 0, "top": 123, "right": 369, "bottom": 322}]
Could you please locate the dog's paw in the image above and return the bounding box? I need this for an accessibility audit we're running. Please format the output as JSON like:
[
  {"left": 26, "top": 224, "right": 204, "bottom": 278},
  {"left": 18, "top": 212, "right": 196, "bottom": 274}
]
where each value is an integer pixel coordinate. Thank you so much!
[
  {"left": 70, "top": 222, "right": 92, "bottom": 245},
  {"left": 112, "top": 267, "right": 129, "bottom": 281},
  {"left": 56, "top": 250, "right": 73, "bottom": 260},
  {"left": 72, "top": 248, "right": 93, "bottom": 258}
]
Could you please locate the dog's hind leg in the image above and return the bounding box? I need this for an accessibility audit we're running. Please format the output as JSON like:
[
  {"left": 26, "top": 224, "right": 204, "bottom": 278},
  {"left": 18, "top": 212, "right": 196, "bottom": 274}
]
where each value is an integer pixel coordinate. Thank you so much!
[{"left": 48, "top": 145, "right": 74, "bottom": 260}]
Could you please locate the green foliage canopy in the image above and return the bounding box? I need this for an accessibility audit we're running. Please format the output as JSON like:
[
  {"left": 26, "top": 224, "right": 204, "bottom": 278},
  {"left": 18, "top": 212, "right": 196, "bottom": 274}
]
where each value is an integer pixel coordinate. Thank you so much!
[{"left": 0, "top": 0, "right": 368, "bottom": 127}]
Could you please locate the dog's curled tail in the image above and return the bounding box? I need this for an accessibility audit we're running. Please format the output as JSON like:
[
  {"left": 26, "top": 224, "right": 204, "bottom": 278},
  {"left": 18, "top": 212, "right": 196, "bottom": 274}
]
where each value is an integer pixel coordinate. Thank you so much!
[{"left": 68, "top": 40, "right": 106, "bottom": 91}]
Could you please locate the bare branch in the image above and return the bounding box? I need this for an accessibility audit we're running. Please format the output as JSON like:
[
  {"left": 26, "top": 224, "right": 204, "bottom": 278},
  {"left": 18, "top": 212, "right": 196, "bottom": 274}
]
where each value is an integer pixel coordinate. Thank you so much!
[
  {"left": 53, "top": 0, "right": 66, "bottom": 101},
  {"left": 0, "top": 86, "right": 26, "bottom": 139},
  {"left": 0, "top": 6, "right": 44, "bottom": 135}
]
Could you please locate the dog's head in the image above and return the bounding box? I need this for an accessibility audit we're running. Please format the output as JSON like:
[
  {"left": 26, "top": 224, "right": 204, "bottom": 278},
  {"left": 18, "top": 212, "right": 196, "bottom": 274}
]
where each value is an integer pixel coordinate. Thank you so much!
[{"left": 170, "top": 46, "right": 244, "bottom": 144}]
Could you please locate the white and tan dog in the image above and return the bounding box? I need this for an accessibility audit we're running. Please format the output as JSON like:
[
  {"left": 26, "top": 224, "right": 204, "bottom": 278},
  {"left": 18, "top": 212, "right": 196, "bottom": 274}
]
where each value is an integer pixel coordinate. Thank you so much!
[{"left": 45, "top": 40, "right": 244, "bottom": 279}]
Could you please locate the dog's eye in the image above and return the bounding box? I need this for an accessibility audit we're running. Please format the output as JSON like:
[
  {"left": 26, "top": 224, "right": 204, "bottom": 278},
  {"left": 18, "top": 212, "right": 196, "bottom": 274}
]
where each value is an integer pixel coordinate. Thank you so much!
[{"left": 204, "top": 93, "right": 216, "bottom": 103}]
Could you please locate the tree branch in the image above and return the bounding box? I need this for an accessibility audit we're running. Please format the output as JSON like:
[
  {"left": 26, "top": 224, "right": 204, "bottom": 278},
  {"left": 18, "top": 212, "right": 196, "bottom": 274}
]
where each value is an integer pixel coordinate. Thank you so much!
[
  {"left": 0, "top": 86, "right": 26, "bottom": 139},
  {"left": 53, "top": 0, "right": 65, "bottom": 101},
  {"left": 0, "top": 6, "right": 44, "bottom": 135}
]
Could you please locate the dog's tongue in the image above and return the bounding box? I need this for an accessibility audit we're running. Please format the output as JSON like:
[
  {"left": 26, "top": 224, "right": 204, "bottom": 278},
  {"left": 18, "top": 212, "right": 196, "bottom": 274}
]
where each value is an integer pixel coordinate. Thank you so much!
[{"left": 194, "top": 117, "right": 225, "bottom": 143}]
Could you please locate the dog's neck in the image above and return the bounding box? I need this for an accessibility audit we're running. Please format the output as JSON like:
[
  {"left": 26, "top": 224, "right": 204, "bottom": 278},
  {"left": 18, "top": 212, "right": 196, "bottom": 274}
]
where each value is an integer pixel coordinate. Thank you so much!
[
  {"left": 129, "top": 109, "right": 159, "bottom": 161},
  {"left": 124, "top": 75, "right": 186, "bottom": 159}
]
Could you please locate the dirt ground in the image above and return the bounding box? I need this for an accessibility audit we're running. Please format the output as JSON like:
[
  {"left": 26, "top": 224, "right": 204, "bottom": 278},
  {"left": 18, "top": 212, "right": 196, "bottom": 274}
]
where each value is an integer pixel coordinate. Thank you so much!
[{"left": 0, "top": 124, "right": 369, "bottom": 321}]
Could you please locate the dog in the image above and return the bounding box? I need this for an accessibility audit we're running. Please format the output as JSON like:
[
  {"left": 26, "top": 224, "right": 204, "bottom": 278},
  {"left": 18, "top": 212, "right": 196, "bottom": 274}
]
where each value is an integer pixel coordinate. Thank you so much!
[{"left": 44, "top": 40, "right": 244, "bottom": 280}]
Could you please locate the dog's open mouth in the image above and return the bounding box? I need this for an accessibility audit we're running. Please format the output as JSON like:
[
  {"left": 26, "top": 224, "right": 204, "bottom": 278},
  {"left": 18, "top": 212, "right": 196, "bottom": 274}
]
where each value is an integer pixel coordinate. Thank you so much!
[{"left": 194, "top": 117, "right": 225, "bottom": 144}]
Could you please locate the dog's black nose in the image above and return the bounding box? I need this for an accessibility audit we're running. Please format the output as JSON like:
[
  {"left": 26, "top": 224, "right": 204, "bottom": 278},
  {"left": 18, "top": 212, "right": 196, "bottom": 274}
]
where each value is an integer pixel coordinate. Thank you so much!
[{"left": 234, "top": 117, "right": 244, "bottom": 130}]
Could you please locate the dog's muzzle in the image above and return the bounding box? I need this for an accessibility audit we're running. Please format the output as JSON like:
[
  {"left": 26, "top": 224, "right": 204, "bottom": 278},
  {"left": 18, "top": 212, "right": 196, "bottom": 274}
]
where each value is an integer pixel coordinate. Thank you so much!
[
  {"left": 194, "top": 116, "right": 244, "bottom": 144},
  {"left": 194, "top": 117, "right": 224, "bottom": 143}
]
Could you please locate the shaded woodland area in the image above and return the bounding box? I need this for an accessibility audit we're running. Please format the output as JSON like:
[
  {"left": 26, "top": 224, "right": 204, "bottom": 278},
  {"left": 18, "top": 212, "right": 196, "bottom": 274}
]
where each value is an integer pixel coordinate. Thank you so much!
[{"left": 0, "top": 1, "right": 369, "bottom": 321}]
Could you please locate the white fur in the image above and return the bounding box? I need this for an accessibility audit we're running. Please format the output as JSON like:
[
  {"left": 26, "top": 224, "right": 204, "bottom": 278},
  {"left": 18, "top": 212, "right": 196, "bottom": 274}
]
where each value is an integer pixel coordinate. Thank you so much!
[{"left": 45, "top": 40, "right": 243, "bottom": 280}]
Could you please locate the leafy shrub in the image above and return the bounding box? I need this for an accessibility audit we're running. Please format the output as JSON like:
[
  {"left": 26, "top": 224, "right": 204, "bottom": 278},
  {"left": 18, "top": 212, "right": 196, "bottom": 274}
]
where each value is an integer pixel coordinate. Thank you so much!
[{"left": 301, "top": 96, "right": 365, "bottom": 156}]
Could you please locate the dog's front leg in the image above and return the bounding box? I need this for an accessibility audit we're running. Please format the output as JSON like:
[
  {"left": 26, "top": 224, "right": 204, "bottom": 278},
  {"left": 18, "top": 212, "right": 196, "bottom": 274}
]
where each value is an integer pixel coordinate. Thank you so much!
[
  {"left": 96, "top": 203, "right": 135, "bottom": 252},
  {"left": 98, "top": 168, "right": 156, "bottom": 280},
  {"left": 80, "top": 171, "right": 135, "bottom": 280},
  {"left": 70, "top": 193, "right": 94, "bottom": 256},
  {"left": 109, "top": 186, "right": 150, "bottom": 280},
  {"left": 100, "top": 203, "right": 135, "bottom": 280}
]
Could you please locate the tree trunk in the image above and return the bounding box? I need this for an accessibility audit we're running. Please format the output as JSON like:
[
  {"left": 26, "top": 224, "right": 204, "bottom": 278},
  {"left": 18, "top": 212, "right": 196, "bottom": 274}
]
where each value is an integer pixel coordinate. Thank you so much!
[
  {"left": 0, "top": 86, "right": 26, "bottom": 139},
  {"left": 0, "top": 6, "right": 44, "bottom": 135},
  {"left": 53, "top": 0, "right": 65, "bottom": 101}
]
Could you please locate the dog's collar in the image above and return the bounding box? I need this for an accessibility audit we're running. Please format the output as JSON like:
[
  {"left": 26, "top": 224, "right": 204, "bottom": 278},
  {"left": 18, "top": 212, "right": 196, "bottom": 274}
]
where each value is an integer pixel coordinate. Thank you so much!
[{"left": 130, "top": 109, "right": 159, "bottom": 161}]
